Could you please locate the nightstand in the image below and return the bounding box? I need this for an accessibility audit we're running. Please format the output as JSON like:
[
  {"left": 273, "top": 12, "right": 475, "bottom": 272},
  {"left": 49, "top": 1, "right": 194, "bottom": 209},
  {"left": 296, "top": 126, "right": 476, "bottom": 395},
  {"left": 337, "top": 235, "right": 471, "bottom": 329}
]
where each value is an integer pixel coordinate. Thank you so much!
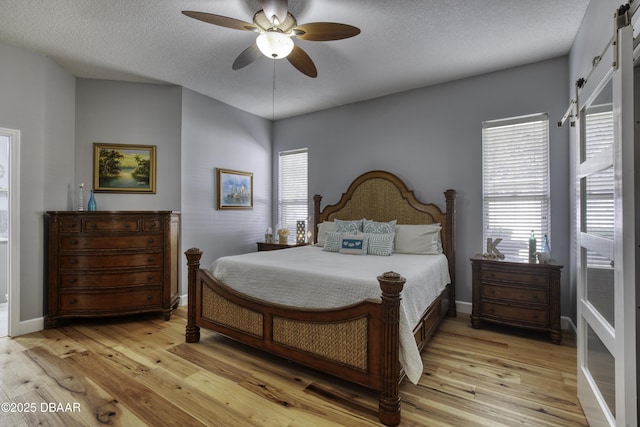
[
  {"left": 470, "top": 255, "right": 563, "bottom": 344},
  {"left": 256, "top": 242, "right": 306, "bottom": 251}
]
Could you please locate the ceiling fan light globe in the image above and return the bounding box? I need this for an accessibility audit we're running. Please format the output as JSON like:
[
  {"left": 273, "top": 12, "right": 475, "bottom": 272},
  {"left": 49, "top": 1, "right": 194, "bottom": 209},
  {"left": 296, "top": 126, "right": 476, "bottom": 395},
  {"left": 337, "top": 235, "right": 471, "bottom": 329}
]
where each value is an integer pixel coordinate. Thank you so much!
[{"left": 256, "top": 31, "right": 294, "bottom": 59}]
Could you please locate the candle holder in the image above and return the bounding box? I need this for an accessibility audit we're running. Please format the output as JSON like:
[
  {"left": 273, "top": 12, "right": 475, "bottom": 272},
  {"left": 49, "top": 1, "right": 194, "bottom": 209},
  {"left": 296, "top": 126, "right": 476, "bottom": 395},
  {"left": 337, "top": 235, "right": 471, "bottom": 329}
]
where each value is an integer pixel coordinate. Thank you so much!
[{"left": 296, "top": 221, "right": 306, "bottom": 244}]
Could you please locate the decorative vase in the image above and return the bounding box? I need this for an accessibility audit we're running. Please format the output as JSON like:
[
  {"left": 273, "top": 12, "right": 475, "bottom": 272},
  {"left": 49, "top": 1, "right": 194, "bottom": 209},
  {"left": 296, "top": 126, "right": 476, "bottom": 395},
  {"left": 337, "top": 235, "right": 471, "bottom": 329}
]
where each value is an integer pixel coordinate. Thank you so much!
[
  {"left": 78, "top": 185, "right": 84, "bottom": 211},
  {"left": 88, "top": 190, "right": 97, "bottom": 211},
  {"left": 528, "top": 230, "right": 536, "bottom": 262}
]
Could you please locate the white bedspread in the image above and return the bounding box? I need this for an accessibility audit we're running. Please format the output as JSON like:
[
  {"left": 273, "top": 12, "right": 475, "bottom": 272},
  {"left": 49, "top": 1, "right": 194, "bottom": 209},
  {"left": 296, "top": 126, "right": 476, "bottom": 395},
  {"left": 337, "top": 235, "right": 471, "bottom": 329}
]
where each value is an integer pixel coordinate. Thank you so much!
[{"left": 209, "top": 245, "right": 450, "bottom": 384}]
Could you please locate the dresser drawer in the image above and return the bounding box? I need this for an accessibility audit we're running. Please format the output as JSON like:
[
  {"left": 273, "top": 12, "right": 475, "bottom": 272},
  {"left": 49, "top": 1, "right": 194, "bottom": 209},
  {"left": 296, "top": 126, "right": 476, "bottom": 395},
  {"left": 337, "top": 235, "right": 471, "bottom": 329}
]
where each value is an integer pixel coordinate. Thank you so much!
[
  {"left": 60, "top": 219, "right": 82, "bottom": 233},
  {"left": 59, "top": 288, "right": 162, "bottom": 312},
  {"left": 84, "top": 219, "right": 140, "bottom": 232},
  {"left": 481, "top": 301, "right": 548, "bottom": 326},
  {"left": 61, "top": 235, "right": 162, "bottom": 250},
  {"left": 481, "top": 283, "right": 548, "bottom": 305},
  {"left": 143, "top": 219, "right": 162, "bottom": 231},
  {"left": 59, "top": 271, "right": 162, "bottom": 289},
  {"left": 60, "top": 252, "right": 162, "bottom": 269},
  {"left": 480, "top": 267, "right": 549, "bottom": 286}
]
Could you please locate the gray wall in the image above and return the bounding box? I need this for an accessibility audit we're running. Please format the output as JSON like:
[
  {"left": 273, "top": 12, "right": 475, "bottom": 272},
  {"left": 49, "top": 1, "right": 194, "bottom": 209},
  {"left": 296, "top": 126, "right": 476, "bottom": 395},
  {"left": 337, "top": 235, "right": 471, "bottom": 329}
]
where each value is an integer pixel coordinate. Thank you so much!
[
  {"left": 180, "top": 88, "right": 271, "bottom": 293},
  {"left": 0, "top": 42, "right": 76, "bottom": 324},
  {"left": 75, "top": 79, "right": 182, "bottom": 211},
  {"left": 273, "top": 57, "right": 571, "bottom": 315}
]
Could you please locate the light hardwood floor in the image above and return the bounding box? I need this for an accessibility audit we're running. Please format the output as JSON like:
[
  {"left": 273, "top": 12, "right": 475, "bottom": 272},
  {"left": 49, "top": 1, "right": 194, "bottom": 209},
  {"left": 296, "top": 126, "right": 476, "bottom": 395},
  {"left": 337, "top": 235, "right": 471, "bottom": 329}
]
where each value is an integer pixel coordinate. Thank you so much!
[{"left": 0, "top": 308, "right": 586, "bottom": 426}]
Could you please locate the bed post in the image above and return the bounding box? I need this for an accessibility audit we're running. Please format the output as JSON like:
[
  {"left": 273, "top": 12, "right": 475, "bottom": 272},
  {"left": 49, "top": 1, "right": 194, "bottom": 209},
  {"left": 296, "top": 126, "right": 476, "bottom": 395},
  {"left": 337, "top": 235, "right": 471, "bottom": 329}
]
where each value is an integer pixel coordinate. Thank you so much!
[
  {"left": 185, "top": 247, "right": 202, "bottom": 343},
  {"left": 444, "top": 189, "right": 456, "bottom": 317},
  {"left": 313, "top": 194, "right": 322, "bottom": 244},
  {"left": 378, "top": 271, "right": 405, "bottom": 427}
]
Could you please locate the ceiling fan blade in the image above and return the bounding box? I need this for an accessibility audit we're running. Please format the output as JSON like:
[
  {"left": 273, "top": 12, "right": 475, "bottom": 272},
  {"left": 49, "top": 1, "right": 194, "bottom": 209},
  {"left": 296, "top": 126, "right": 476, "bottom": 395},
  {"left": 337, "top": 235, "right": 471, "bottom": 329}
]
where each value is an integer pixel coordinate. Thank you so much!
[
  {"left": 232, "top": 44, "right": 263, "bottom": 70},
  {"left": 262, "top": 0, "right": 288, "bottom": 25},
  {"left": 182, "top": 11, "right": 257, "bottom": 32},
  {"left": 287, "top": 45, "right": 317, "bottom": 78},
  {"left": 294, "top": 22, "right": 360, "bottom": 41}
]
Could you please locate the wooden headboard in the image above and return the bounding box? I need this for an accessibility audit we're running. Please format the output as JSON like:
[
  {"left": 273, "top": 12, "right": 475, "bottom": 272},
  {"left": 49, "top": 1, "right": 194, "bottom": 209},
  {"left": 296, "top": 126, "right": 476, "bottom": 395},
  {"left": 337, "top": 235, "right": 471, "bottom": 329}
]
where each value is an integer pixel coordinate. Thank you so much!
[{"left": 312, "top": 170, "right": 456, "bottom": 292}]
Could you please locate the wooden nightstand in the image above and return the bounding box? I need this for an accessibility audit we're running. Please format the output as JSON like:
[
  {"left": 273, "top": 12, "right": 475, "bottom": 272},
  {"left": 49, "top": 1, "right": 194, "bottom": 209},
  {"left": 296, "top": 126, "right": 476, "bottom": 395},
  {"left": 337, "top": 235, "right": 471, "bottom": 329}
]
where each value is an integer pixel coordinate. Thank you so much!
[
  {"left": 470, "top": 255, "right": 563, "bottom": 344},
  {"left": 256, "top": 242, "right": 306, "bottom": 251}
]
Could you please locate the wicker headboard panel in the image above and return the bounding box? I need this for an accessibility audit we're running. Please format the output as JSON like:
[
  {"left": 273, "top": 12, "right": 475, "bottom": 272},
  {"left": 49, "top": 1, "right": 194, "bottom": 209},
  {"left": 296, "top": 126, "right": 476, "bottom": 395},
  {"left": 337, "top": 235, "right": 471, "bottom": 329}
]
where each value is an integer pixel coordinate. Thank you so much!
[{"left": 312, "top": 170, "right": 456, "bottom": 288}]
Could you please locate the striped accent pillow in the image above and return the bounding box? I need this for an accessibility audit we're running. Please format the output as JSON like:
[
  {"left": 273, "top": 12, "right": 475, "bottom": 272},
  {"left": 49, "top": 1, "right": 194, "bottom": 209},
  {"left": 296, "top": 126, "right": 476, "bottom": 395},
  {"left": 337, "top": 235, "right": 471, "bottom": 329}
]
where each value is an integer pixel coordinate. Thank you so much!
[{"left": 366, "top": 233, "right": 395, "bottom": 256}]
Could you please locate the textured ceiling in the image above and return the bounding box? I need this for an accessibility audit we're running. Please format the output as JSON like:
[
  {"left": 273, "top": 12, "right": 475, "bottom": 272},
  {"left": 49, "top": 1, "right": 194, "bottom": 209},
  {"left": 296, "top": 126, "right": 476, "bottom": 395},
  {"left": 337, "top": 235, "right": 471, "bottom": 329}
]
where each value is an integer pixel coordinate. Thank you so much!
[{"left": 0, "top": 0, "right": 590, "bottom": 119}]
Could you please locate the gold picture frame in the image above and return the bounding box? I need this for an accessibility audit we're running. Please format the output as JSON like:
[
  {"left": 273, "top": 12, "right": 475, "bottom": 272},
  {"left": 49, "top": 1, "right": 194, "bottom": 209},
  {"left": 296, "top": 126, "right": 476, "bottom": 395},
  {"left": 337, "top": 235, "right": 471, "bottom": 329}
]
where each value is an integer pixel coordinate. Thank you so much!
[
  {"left": 93, "top": 143, "right": 156, "bottom": 193},
  {"left": 217, "top": 168, "right": 253, "bottom": 210}
]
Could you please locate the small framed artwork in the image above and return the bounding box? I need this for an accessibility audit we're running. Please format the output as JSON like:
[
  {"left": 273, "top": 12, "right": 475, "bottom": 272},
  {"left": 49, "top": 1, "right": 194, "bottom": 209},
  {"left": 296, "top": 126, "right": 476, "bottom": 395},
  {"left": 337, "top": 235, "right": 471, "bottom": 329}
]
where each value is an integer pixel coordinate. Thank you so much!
[
  {"left": 217, "top": 168, "right": 253, "bottom": 210},
  {"left": 94, "top": 143, "right": 156, "bottom": 193}
]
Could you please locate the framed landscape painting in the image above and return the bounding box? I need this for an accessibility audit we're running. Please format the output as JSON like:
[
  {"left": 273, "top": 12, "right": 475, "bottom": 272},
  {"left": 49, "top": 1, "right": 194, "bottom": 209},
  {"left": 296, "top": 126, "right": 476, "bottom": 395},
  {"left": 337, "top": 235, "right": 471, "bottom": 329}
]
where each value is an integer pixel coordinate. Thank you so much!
[
  {"left": 217, "top": 168, "right": 253, "bottom": 210},
  {"left": 94, "top": 143, "right": 156, "bottom": 193}
]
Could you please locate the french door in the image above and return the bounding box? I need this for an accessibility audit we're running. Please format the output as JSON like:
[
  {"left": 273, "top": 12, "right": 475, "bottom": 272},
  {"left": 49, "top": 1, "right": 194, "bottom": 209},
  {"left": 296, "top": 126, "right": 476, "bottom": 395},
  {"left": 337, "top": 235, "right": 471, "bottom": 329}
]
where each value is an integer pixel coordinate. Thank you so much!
[{"left": 575, "top": 6, "right": 636, "bottom": 426}]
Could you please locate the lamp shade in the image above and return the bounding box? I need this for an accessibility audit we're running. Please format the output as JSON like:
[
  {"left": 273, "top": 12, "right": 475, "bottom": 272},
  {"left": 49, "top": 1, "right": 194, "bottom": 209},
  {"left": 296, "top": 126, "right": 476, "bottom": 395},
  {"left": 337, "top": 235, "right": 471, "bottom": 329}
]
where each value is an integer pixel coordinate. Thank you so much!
[{"left": 256, "top": 31, "right": 294, "bottom": 59}]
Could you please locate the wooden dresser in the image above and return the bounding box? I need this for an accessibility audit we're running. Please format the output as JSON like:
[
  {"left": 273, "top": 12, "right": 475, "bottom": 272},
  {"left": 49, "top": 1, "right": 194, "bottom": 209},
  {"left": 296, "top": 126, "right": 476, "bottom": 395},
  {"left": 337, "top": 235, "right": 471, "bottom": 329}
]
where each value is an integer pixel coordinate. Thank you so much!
[
  {"left": 45, "top": 211, "right": 180, "bottom": 328},
  {"left": 470, "top": 255, "right": 563, "bottom": 344}
]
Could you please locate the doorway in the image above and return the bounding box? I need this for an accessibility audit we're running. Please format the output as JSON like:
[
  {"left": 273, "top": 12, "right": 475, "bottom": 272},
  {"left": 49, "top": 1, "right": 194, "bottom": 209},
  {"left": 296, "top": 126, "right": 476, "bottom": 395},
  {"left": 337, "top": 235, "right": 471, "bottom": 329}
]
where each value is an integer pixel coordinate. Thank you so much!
[
  {"left": 0, "top": 127, "right": 20, "bottom": 338},
  {"left": 574, "top": 10, "right": 637, "bottom": 426},
  {"left": 0, "top": 135, "right": 7, "bottom": 337}
]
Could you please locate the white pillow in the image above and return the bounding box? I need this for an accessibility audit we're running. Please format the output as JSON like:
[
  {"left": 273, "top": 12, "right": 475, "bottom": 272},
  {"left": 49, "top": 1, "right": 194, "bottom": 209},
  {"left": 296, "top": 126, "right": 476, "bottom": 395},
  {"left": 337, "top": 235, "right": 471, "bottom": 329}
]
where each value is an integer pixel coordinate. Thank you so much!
[
  {"left": 394, "top": 224, "right": 442, "bottom": 255},
  {"left": 316, "top": 221, "right": 336, "bottom": 246}
]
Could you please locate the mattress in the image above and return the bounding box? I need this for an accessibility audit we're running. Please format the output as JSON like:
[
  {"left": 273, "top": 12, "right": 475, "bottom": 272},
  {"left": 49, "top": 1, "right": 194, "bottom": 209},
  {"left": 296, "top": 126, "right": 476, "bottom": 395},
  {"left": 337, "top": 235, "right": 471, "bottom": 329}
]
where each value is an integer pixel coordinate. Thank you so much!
[{"left": 209, "top": 245, "right": 451, "bottom": 383}]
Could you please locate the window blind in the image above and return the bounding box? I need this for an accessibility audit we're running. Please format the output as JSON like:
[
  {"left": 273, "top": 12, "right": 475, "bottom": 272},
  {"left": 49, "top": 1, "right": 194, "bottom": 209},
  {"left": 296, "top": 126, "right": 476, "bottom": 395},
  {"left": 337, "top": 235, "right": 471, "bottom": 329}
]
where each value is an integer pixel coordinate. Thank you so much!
[
  {"left": 482, "top": 113, "right": 550, "bottom": 261},
  {"left": 278, "top": 148, "right": 308, "bottom": 243},
  {"left": 584, "top": 109, "right": 614, "bottom": 268}
]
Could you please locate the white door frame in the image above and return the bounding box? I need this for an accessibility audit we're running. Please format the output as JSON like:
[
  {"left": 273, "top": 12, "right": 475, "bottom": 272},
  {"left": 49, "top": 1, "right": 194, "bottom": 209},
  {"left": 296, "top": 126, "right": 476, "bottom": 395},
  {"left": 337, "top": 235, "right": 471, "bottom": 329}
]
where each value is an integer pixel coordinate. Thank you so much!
[{"left": 0, "top": 127, "right": 21, "bottom": 337}]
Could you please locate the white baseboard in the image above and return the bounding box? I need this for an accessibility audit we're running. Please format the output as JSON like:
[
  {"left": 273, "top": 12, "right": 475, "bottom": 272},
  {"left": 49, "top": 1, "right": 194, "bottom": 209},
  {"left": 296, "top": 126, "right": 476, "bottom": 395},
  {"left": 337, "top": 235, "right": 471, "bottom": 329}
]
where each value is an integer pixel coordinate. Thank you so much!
[
  {"left": 11, "top": 316, "right": 44, "bottom": 337},
  {"left": 456, "top": 301, "right": 472, "bottom": 315}
]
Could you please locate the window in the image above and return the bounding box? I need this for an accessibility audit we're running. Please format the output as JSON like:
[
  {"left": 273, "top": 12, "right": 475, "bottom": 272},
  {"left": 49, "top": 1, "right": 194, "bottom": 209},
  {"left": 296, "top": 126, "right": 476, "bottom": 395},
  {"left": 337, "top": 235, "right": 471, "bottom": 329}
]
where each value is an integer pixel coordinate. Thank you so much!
[
  {"left": 583, "top": 107, "right": 614, "bottom": 268},
  {"left": 482, "top": 113, "right": 550, "bottom": 261},
  {"left": 278, "top": 148, "right": 308, "bottom": 243}
]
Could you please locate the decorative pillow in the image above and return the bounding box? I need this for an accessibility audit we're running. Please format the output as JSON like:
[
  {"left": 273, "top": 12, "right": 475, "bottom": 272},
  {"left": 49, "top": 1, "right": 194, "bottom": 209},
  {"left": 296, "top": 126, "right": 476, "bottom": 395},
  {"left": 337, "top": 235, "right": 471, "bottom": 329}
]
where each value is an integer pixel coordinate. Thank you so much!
[
  {"left": 363, "top": 219, "right": 397, "bottom": 234},
  {"left": 395, "top": 224, "right": 442, "bottom": 255},
  {"left": 335, "top": 219, "right": 364, "bottom": 233},
  {"left": 339, "top": 233, "right": 368, "bottom": 255},
  {"left": 366, "top": 233, "right": 395, "bottom": 256},
  {"left": 323, "top": 231, "right": 343, "bottom": 252},
  {"left": 316, "top": 221, "right": 336, "bottom": 246}
]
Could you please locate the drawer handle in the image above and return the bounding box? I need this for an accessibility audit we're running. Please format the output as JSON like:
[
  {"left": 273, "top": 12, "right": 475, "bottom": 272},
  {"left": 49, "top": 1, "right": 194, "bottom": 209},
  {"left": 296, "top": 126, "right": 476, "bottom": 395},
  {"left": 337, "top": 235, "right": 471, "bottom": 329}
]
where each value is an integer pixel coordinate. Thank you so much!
[
  {"left": 147, "top": 238, "right": 154, "bottom": 244},
  {"left": 147, "top": 275, "right": 153, "bottom": 280},
  {"left": 69, "top": 299, "right": 77, "bottom": 305},
  {"left": 70, "top": 239, "right": 78, "bottom": 245},
  {"left": 68, "top": 278, "right": 77, "bottom": 283},
  {"left": 147, "top": 257, "right": 154, "bottom": 262},
  {"left": 125, "top": 224, "right": 131, "bottom": 228},
  {"left": 68, "top": 259, "right": 77, "bottom": 265},
  {"left": 147, "top": 295, "right": 153, "bottom": 301}
]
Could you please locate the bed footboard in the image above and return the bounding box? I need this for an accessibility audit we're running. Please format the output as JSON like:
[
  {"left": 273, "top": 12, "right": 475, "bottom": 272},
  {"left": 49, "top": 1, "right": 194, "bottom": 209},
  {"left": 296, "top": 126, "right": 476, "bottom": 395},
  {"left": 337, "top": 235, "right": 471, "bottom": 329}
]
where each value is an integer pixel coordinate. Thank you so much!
[{"left": 185, "top": 248, "right": 405, "bottom": 426}]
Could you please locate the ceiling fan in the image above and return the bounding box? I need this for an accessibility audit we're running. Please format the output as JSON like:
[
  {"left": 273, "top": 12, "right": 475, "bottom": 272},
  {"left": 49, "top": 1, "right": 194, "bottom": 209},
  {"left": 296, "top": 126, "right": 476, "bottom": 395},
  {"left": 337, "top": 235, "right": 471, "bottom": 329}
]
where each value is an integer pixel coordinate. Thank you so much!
[{"left": 182, "top": 0, "right": 360, "bottom": 78}]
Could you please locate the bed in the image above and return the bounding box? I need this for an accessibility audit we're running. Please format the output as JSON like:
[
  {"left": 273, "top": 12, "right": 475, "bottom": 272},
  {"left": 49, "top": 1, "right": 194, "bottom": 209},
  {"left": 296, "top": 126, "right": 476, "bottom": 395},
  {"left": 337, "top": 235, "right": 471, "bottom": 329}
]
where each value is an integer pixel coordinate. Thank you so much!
[{"left": 185, "top": 170, "right": 456, "bottom": 426}]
